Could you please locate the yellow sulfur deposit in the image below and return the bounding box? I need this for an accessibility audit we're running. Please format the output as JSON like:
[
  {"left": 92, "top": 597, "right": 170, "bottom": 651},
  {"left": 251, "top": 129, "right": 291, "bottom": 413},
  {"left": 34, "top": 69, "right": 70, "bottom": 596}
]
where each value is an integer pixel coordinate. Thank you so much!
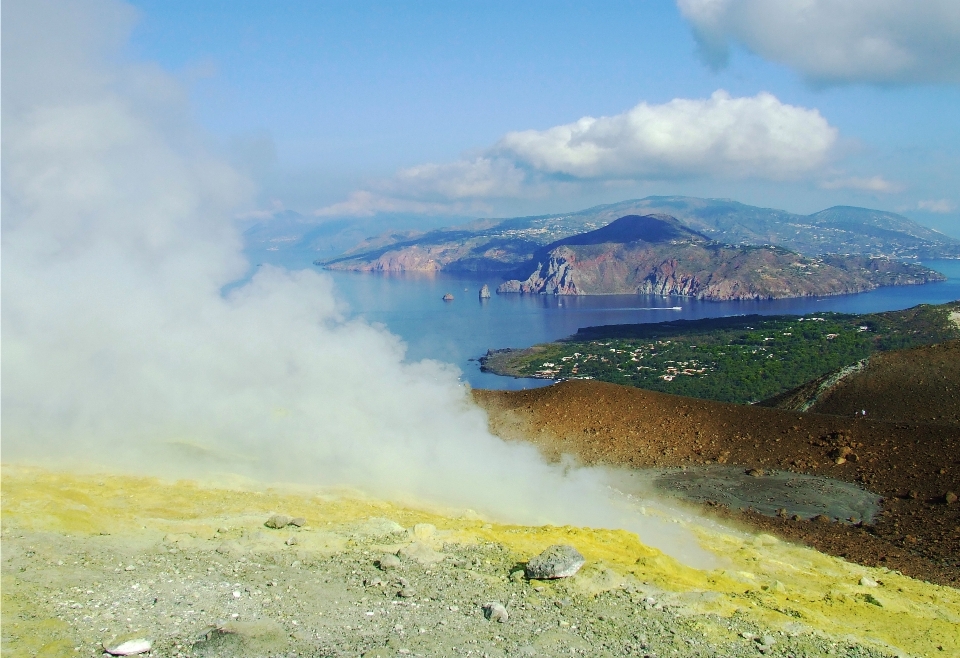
[{"left": 2, "top": 465, "right": 958, "bottom": 657}]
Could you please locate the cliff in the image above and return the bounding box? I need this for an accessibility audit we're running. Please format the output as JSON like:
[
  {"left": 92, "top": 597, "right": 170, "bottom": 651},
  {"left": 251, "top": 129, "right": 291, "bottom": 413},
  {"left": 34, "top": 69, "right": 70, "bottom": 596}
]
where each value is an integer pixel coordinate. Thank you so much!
[{"left": 496, "top": 215, "right": 945, "bottom": 300}]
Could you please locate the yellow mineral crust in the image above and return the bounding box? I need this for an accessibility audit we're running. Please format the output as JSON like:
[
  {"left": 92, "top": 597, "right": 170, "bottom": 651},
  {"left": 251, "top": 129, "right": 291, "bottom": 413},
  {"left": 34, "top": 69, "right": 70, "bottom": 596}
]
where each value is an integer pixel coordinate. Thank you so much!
[{"left": 2, "top": 465, "right": 958, "bottom": 657}]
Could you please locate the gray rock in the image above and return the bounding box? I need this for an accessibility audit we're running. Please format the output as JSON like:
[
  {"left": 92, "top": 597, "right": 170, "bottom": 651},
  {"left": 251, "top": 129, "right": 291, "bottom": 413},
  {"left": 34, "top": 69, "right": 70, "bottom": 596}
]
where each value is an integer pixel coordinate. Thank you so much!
[
  {"left": 378, "top": 554, "right": 401, "bottom": 570},
  {"left": 289, "top": 517, "right": 306, "bottom": 527},
  {"left": 525, "top": 544, "right": 585, "bottom": 579},
  {"left": 479, "top": 284, "right": 491, "bottom": 299},
  {"left": 398, "top": 541, "right": 445, "bottom": 565},
  {"left": 264, "top": 515, "right": 292, "bottom": 529},
  {"left": 483, "top": 601, "right": 509, "bottom": 623},
  {"left": 103, "top": 639, "right": 151, "bottom": 656}
]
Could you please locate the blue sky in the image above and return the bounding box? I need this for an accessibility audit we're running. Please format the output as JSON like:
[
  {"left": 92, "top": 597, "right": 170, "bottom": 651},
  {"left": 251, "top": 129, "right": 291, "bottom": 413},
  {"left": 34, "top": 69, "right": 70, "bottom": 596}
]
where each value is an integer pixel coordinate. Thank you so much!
[{"left": 125, "top": 1, "right": 959, "bottom": 234}]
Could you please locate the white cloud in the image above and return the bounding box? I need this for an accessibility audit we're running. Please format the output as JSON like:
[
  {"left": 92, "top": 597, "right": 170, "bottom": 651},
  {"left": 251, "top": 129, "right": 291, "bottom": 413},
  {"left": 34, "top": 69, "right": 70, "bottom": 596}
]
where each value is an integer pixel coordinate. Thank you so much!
[
  {"left": 317, "top": 91, "right": 838, "bottom": 215},
  {"left": 917, "top": 199, "right": 957, "bottom": 213},
  {"left": 678, "top": 0, "right": 960, "bottom": 85},
  {"left": 820, "top": 175, "right": 904, "bottom": 193},
  {"left": 495, "top": 91, "right": 836, "bottom": 179}
]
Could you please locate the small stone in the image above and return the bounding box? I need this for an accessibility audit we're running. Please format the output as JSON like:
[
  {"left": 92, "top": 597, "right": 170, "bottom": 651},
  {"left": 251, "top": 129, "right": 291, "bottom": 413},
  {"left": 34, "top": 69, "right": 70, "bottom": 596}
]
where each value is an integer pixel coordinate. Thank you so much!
[
  {"left": 834, "top": 457, "right": 847, "bottom": 465},
  {"left": 483, "top": 601, "right": 509, "bottom": 623},
  {"left": 908, "top": 490, "right": 920, "bottom": 500},
  {"left": 758, "top": 635, "right": 776, "bottom": 647},
  {"left": 509, "top": 569, "right": 525, "bottom": 582},
  {"left": 945, "top": 492, "right": 958, "bottom": 504},
  {"left": 378, "top": 554, "right": 401, "bottom": 570},
  {"left": 285, "top": 536, "right": 298, "bottom": 546},
  {"left": 264, "top": 515, "right": 292, "bottom": 529},
  {"left": 746, "top": 468, "right": 765, "bottom": 477},
  {"left": 812, "top": 514, "right": 832, "bottom": 523},
  {"left": 104, "top": 639, "right": 151, "bottom": 656},
  {"left": 525, "top": 545, "right": 585, "bottom": 580},
  {"left": 397, "top": 587, "right": 416, "bottom": 598},
  {"left": 775, "top": 508, "right": 787, "bottom": 518},
  {"left": 217, "top": 527, "right": 228, "bottom": 534},
  {"left": 859, "top": 576, "right": 879, "bottom": 587},
  {"left": 289, "top": 517, "right": 306, "bottom": 527},
  {"left": 124, "top": 565, "right": 135, "bottom": 571}
]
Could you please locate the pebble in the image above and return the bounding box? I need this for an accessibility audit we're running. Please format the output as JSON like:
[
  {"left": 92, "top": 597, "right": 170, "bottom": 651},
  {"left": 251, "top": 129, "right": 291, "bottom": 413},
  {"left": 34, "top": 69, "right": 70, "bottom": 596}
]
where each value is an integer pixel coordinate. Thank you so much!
[
  {"left": 378, "top": 554, "right": 401, "bottom": 570},
  {"left": 289, "top": 517, "right": 306, "bottom": 527},
  {"left": 103, "top": 639, "right": 151, "bottom": 656},
  {"left": 264, "top": 515, "right": 292, "bottom": 529},
  {"left": 945, "top": 492, "right": 958, "bottom": 504},
  {"left": 859, "top": 576, "right": 879, "bottom": 587},
  {"left": 524, "top": 544, "right": 585, "bottom": 580},
  {"left": 285, "top": 536, "right": 298, "bottom": 546},
  {"left": 124, "top": 565, "right": 135, "bottom": 571},
  {"left": 746, "top": 468, "right": 765, "bottom": 477},
  {"left": 812, "top": 514, "right": 832, "bottom": 523},
  {"left": 397, "top": 587, "right": 417, "bottom": 598},
  {"left": 482, "top": 601, "right": 509, "bottom": 623}
]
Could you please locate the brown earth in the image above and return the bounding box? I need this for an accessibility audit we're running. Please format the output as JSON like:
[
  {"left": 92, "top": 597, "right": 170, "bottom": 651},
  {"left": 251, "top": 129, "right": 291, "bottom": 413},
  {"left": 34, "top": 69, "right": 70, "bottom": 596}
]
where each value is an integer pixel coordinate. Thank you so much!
[
  {"left": 473, "top": 380, "right": 960, "bottom": 587},
  {"left": 763, "top": 339, "right": 960, "bottom": 426}
]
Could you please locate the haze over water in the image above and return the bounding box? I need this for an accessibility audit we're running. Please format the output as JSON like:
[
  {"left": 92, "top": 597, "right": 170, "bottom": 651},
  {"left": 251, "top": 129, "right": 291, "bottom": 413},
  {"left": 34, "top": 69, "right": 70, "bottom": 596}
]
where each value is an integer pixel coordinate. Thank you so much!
[{"left": 247, "top": 248, "right": 960, "bottom": 390}]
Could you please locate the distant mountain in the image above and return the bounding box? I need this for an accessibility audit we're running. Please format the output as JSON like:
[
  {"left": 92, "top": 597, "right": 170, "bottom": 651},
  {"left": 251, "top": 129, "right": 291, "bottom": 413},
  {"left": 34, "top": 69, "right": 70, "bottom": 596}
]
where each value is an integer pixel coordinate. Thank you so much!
[
  {"left": 495, "top": 215, "right": 944, "bottom": 301},
  {"left": 319, "top": 196, "right": 960, "bottom": 273}
]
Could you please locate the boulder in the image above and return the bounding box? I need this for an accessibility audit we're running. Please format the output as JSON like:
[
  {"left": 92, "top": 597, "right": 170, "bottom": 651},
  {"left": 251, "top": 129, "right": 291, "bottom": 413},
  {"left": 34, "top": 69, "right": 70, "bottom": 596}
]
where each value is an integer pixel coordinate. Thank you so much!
[{"left": 525, "top": 544, "right": 585, "bottom": 579}]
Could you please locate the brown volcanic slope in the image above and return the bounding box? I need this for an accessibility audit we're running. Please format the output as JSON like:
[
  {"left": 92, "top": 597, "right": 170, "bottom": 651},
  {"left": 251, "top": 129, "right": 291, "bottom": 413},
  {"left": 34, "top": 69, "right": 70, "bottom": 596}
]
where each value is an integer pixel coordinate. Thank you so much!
[
  {"left": 474, "top": 380, "right": 960, "bottom": 586},
  {"left": 763, "top": 339, "right": 960, "bottom": 427}
]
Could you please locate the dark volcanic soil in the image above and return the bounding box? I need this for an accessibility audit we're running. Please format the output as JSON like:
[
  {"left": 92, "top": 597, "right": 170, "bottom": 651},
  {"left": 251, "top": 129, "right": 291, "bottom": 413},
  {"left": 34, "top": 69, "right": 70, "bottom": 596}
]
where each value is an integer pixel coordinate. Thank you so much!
[
  {"left": 474, "top": 380, "right": 960, "bottom": 587},
  {"left": 803, "top": 339, "right": 960, "bottom": 426}
]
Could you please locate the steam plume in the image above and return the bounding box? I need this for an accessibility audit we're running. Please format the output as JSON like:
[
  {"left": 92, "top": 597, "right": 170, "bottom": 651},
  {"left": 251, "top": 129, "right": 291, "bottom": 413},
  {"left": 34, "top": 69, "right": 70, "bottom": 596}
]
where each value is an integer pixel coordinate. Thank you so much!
[{"left": 1, "top": 0, "right": 711, "bottom": 565}]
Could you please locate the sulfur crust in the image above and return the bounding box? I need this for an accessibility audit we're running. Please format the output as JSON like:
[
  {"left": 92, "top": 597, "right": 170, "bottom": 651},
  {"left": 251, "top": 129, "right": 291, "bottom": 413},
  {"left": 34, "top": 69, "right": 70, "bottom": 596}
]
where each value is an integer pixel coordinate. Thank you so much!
[{"left": 2, "top": 464, "right": 958, "bottom": 657}]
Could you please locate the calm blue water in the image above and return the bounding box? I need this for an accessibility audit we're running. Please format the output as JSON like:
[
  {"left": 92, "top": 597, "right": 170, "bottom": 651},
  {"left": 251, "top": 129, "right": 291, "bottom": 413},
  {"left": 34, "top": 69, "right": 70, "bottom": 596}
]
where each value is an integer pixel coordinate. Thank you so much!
[{"left": 248, "top": 248, "right": 960, "bottom": 390}]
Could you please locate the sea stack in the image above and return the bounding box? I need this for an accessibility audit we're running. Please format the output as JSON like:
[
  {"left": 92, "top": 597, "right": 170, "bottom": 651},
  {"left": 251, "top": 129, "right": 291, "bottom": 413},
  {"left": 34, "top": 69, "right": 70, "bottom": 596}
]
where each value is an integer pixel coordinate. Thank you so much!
[
  {"left": 479, "top": 284, "right": 491, "bottom": 299},
  {"left": 442, "top": 293, "right": 454, "bottom": 301}
]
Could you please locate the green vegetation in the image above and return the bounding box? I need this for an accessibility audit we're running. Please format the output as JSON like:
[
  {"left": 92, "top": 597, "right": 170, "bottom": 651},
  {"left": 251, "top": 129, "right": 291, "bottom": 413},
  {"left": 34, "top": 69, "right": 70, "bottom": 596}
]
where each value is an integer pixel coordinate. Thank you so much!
[{"left": 488, "top": 301, "right": 960, "bottom": 404}]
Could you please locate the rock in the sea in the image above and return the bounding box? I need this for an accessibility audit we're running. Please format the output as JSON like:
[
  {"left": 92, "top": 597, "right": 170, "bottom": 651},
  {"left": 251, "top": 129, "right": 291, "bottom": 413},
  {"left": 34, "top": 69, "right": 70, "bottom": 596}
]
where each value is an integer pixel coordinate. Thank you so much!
[
  {"left": 483, "top": 601, "right": 509, "bottom": 623},
  {"left": 524, "top": 544, "right": 585, "bottom": 579},
  {"left": 264, "top": 514, "right": 292, "bottom": 529},
  {"left": 479, "top": 284, "right": 491, "bottom": 299},
  {"left": 104, "top": 639, "right": 152, "bottom": 656},
  {"left": 442, "top": 293, "right": 454, "bottom": 301}
]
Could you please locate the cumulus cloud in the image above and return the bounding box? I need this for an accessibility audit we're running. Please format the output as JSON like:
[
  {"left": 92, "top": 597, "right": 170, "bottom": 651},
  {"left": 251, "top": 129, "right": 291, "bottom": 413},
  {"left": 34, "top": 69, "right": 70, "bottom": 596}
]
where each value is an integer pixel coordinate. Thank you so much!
[
  {"left": 917, "top": 199, "right": 957, "bottom": 213},
  {"left": 820, "top": 175, "right": 904, "bottom": 193},
  {"left": 496, "top": 91, "right": 836, "bottom": 179},
  {"left": 317, "top": 91, "right": 838, "bottom": 215},
  {"left": 2, "top": 0, "right": 710, "bottom": 564},
  {"left": 678, "top": 0, "right": 960, "bottom": 85}
]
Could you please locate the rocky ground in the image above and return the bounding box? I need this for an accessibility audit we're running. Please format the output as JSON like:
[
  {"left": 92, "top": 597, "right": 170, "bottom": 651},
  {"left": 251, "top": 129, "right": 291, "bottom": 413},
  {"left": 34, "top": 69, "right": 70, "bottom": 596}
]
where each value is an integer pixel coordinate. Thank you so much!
[
  {"left": 5, "top": 468, "right": 958, "bottom": 658},
  {"left": 474, "top": 379, "right": 960, "bottom": 587}
]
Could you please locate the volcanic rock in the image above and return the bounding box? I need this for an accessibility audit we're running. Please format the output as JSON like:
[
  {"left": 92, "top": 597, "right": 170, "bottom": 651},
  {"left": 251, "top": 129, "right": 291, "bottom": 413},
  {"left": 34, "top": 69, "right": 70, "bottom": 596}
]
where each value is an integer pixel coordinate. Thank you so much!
[
  {"left": 377, "top": 554, "right": 401, "bottom": 570},
  {"left": 264, "top": 515, "right": 292, "bottom": 529},
  {"left": 104, "top": 639, "right": 151, "bottom": 656},
  {"left": 524, "top": 544, "right": 585, "bottom": 579},
  {"left": 483, "top": 601, "right": 509, "bottom": 623},
  {"left": 399, "top": 541, "right": 445, "bottom": 565}
]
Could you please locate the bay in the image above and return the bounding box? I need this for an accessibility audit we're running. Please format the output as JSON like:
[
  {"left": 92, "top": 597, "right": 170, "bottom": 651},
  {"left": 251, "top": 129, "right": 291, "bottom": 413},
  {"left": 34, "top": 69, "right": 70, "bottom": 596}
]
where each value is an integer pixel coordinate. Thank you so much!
[{"left": 248, "top": 248, "right": 960, "bottom": 390}]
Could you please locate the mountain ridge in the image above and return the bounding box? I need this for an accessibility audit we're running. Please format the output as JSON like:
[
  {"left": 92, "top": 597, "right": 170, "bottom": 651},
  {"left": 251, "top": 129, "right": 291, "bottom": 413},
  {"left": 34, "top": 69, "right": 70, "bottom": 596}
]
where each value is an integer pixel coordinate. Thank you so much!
[{"left": 318, "top": 196, "right": 960, "bottom": 273}]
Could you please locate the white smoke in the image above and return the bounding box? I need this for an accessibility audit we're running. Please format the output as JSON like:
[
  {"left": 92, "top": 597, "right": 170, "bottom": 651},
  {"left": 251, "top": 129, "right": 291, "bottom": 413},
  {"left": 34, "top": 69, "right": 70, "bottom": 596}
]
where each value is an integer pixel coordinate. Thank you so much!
[{"left": 1, "top": 0, "right": 713, "bottom": 566}]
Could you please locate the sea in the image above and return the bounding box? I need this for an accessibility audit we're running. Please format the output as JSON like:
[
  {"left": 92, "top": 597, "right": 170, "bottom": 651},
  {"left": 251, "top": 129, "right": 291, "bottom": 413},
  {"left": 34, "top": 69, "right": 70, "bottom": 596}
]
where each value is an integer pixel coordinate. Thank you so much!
[{"left": 244, "top": 248, "right": 960, "bottom": 390}]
